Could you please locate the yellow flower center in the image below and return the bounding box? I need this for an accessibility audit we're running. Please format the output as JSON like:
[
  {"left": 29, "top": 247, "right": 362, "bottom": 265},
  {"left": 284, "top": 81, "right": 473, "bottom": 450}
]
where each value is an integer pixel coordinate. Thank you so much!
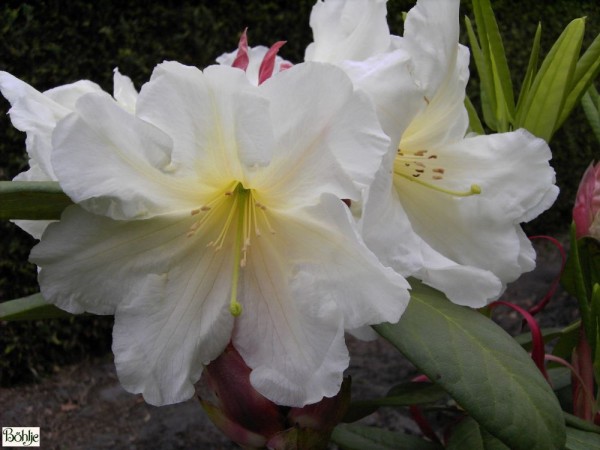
[
  {"left": 187, "top": 181, "right": 274, "bottom": 317},
  {"left": 393, "top": 148, "right": 481, "bottom": 197}
]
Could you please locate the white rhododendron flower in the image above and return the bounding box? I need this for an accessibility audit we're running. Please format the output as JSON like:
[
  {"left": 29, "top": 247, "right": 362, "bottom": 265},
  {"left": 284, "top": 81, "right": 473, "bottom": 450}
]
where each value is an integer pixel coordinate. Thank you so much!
[
  {"left": 29, "top": 61, "right": 410, "bottom": 407},
  {"left": 305, "top": 0, "right": 392, "bottom": 62},
  {"left": 0, "top": 69, "right": 137, "bottom": 238},
  {"left": 307, "top": 0, "right": 559, "bottom": 307}
]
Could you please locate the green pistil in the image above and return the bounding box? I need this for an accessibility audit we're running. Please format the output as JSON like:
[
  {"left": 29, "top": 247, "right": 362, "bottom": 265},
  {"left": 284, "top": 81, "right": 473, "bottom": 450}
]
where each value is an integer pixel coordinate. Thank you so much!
[{"left": 229, "top": 184, "right": 249, "bottom": 317}]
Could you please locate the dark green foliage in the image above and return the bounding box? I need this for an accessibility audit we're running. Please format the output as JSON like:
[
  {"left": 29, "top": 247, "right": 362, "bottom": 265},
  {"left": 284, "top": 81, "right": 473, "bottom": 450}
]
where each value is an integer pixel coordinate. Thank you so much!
[{"left": 0, "top": 1, "right": 598, "bottom": 386}]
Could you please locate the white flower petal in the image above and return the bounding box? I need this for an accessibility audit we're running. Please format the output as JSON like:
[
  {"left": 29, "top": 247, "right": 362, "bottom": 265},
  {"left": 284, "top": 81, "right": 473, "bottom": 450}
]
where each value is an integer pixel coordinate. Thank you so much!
[
  {"left": 393, "top": 133, "right": 557, "bottom": 301},
  {"left": 0, "top": 71, "right": 102, "bottom": 178},
  {"left": 305, "top": 0, "right": 391, "bottom": 63},
  {"left": 339, "top": 50, "right": 423, "bottom": 147},
  {"left": 52, "top": 92, "right": 201, "bottom": 219},
  {"left": 31, "top": 204, "right": 236, "bottom": 406},
  {"left": 137, "top": 62, "right": 274, "bottom": 180},
  {"left": 258, "top": 62, "right": 389, "bottom": 203},
  {"left": 401, "top": 0, "right": 461, "bottom": 97},
  {"left": 113, "top": 68, "right": 138, "bottom": 113},
  {"left": 361, "top": 151, "right": 423, "bottom": 277},
  {"left": 281, "top": 194, "right": 410, "bottom": 330},
  {"left": 30, "top": 206, "right": 195, "bottom": 314},
  {"left": 399, "top": 44, "right": 470, "bottom": 151},
  {"left": 113, "top": 243, "right": 235, "bottom": 406}
]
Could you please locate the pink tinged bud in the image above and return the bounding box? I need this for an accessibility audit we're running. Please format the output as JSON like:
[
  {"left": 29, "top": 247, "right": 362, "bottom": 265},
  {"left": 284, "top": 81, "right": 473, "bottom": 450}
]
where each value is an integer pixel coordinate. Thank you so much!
[
  {"left": 199, "top": 399, "right": 268, "bottom": 448},
  {"left": 573, "top": 161, "right": 600, "bottom": 239},
  {"left": 199, "top": 345, "right": 351, "bottom": 449},
  {"left": 232, "top": 28, "right": 250, "bottom": 71},
  {"left": 258, "top": 41, "right": 287, "bottom": 85},
  {"left": 200, "top": 345, "right": 285, "bottom": 440}
]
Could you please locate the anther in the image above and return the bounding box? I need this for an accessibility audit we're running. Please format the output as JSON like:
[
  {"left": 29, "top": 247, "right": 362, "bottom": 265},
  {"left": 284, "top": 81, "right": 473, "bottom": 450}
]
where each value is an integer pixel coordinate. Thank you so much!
[{"left": 433, "top": 168, "right": 445, "bottom": 174}]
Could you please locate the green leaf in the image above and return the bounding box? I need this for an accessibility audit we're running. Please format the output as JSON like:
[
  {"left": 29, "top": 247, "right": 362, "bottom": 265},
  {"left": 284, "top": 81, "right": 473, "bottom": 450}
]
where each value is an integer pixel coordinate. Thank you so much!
[
  {"left": 343, "top": 382, "right": 447, "bottom": 423},
  {"left": 551, "top": 321, "right": 581, "bottom": 361},
  {"left": 374, "top": 281, "right": 566, "bottom": 450},
  {"left": 0, "top": 181, "right": 72, "bottom": 220},
  {"left": 516, "top": 22, "right": 542, "bottom": 116},
  {"left": 465, "top": 15, "right": 497, "bottom": 131},
  {"left": 557, "top": 32, "right": 600, "bottom": 129},
  {"left": 472, "top": 0, "right": 515, "bottom": 129},
  {"left": 447, "top": 417, "right": 510, "bottom": 450},
  {"left": 582, "top": 85, "right": 600, "bottom": 144},
  {"left": 465, "top": 96, "right": 486, "bottom": 135},
  {"left": 516, "top": 18, "right": 585, "bottom": 142},
  {"left": 564, "top": 411, "right": 600, "bottom": 433},
  {"left": 565, "top": 426, "right": 600, "bottom": 450},
  {"left": 330, "top": 424, "right": 443, "bottom": 450},
  {"left": 0, "top": 293, "right": 72, "bottom": 321}
]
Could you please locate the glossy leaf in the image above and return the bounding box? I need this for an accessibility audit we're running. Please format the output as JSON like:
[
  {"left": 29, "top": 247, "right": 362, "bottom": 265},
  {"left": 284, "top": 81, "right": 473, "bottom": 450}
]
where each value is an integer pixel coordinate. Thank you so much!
[
  {"left": 565, "top": 426, "right": 600, "bottom": 450},
  {"left": 447, "top": 417, "right": 509, "bottom": 450},
  {"left": 0, "top": 293, "right": 72, "bottom": 321},
  {"left": 330, "top": 424, "right": 442, "bottom": 450},
  {"left": 472, "top": 0, "right": 514, "bottom": 129},
  {"left": 582, "top": 85, "right": 600, "bottom": 144},
  {"left": 557, "top": 32, "right": 600, "bottom": 129},
  {"left": 516, "top": 22, "right": 542, "bottom": 115},
  {"left": 465, "top": 96, "right": 485, "bottom": 135},
  {"left": 0, "top": 181, "right": 72, "bottom": 220},
  {"left": 465, "top": 15, "right": 497, "bottom": 131},
  {"left": 374, "top": 281, "right": 566, "bottom": 450},
  {"left": 343, "top": 382, "right": 447, "bottom": 423},
  {"left": 516, "top": 18, "right": 585, "bottom": 142}
]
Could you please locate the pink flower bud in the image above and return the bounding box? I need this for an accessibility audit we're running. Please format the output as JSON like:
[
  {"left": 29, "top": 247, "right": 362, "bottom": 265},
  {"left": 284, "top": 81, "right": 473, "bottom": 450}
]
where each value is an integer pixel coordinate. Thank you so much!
[
  {"left": 198, "top": 345, "right": 350, "bottom": 449},
  {"left": 573, "top": 162, "right": 600, "bottom": 239}
]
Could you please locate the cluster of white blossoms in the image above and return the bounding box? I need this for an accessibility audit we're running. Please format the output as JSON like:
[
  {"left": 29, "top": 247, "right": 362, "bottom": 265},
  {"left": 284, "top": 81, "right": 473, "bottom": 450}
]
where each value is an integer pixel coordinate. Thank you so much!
[{"left": 0, "top": 0, "right": 557, "bottom": 408}]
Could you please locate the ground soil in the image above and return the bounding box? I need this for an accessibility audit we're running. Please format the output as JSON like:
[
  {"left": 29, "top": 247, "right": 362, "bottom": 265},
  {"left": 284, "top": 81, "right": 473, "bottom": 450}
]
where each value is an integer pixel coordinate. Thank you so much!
[{"left": 0, "top": 238, "right": 579, "bottom": 449}]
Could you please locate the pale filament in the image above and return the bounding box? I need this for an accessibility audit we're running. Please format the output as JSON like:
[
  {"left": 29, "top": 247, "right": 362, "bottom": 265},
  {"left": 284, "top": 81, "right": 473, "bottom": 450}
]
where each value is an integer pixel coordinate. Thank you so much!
[{"left": 394, "top": 148, "right": 481, "bottom": 197}]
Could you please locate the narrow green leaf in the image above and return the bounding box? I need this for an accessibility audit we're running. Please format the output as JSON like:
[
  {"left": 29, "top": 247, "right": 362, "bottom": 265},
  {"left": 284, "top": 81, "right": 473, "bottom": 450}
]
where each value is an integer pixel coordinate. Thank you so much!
[
  {"left": 465, "top": 96, "right": 486, "bottom": 134},
  {"left": 0, "top": 181, "right": 72, "bottom": 220},
  {"left": 566, "top": 426, "right": 600, "bottom": 450},
  {"left": 477, "top": 0, "right": 515, "bottom": 125},
  {"left": 557, "top": 32, "right": 600, "bottom": 129},
  {"left": 343, "top": 382, "right": 447, "bottom": 423},
  {"left": 0, "top": 293, "right": 72, "bottom": 321},
  {"left": 564, "top": 411, "right": 600, "bottom": 433},
  {"left": 516, "top": 22, "right": 542, "bottom": 116},
  {"left": 551, "top": 321, "right": 581, "bottom": 361},
  {"left": 581, "top": 85, "right": 600, "bottom": 144},
  {"left": 465, "top": 15, "right": 497, "bottom": 131},
  {"left": 331, "top": 424, "right": 443, "bottom": 450},
  {"left": 375, "top": 281, "right": 566, "bottom": 450},
  {"left": 447, "top": 417, "right": 510, "bottom": 450},
  {"left": 516, "top": 18, "right": 585, "bottom": 142}
]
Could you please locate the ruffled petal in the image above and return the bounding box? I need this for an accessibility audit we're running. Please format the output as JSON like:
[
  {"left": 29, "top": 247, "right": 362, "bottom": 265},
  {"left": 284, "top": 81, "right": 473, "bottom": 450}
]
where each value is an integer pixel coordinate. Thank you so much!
[
  {"left": 232, "top": 193, "right": 409, "bottom": 406},
  {"left": 338, "top": 49, "right": 423, "bottom": 147},
  {"left": 401, "top": 0, "right": 461, "bottom": 97},
  {"left": 393, "top": 132, "right": 557, "bottom": 300},
  {"left": 137, "top": 62, "right": 274, "bottom": 180},
  {"left": 0, "top": 71, "right": 102, "bottom": 178},
  {"left": 31, "top": 204, "right": 235, "bottom": 405},
  {"left": 305, "top": 0, "right": 391, "bottom": 63},
  {"left": 51, "top": 91, "right": 201, "bottom": 219},
  {"left": 257, "top": 62, "right": 389, "bottom": 204}
]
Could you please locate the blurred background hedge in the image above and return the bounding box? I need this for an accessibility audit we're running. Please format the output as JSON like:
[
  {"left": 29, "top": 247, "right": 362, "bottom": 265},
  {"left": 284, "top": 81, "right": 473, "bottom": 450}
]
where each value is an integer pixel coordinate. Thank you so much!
[{"left": 0, "top": 0, "right": 598, "bottom": 386}]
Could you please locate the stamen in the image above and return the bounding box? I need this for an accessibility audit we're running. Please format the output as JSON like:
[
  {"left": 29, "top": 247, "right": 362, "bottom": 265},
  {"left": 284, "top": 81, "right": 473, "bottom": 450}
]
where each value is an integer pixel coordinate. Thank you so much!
[{"left": 399, "top": 172, "right": 482, "bottom": 197}]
